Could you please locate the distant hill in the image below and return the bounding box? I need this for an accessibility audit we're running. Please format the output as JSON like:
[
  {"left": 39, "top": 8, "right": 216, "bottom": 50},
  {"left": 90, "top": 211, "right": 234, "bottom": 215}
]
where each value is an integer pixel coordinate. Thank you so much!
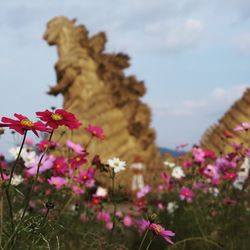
[{"left": 158, "top": 147, "right": 185, "bottom": 157}]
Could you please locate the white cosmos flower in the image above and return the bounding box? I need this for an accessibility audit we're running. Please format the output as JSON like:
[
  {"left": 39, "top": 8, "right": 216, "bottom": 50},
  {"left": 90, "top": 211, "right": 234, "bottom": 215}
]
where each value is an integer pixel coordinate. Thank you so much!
[
  {"left": 208, "top": 187, "right": 219, "bottom": 197},
  {"left": 163, "top": 161, "right": 175, "bottom": 168},
  {"left": 167, "top": 202, "right": 178, "bottom": 214},
  {"left": 238, "top": 157, "right": 250, "bottom": 179},
  {"left": 233, "top": 176, "right": 245, "bottom": 190},
  {"left": 171, "top": 166, "right": 185, "bottom": 179},
  {"left": 9, "top": 146, "right": 36, "bottom": 166},
  {"left": 9, "top": 146, "right": 22, "bottom": 159},
  {"left": 95, "top": 186, "right": 108, "bottom": 197},
  {"left": 11, "top": 175, "right": 24, "bottom": 186},
  {"left": 107, "top": 157, "right": 126, "bottom": 173}
]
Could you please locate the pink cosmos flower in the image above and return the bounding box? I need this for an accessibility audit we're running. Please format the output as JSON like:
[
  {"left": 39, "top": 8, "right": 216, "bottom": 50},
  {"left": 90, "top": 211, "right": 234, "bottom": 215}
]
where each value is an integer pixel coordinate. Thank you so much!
[
  {"left": 234, "top": 122, "right": 250, "bottom": 131},
  {"left": 97, "top": 211, "right": 110, "bottom": 223},
  {"left": 106, "top": 222, "right": 113, "bottom": 230},
  {"left": 66, "top": 140, "right": 86, "bottom": 154},
  {"left": 0, "top": 114, "right": 49, "bottom": 136},
  {"left": 215, "top": 156, "right": 237, "bottom": 172},
  {"left": 85, "top": 124, "right": 105, "bottom": 139},
  {"left": 72, "top": 185, "right": 85, "bottom": 195},
  {"left": 136, "top": 185, "right": 151, "bottom": 199},
  {"left": 179, "top": 187, "right": 194, "bottom": 203},
  {"left": 48, "top": 176, "right": 67, "bottom": 189},
  {"left": 149, "top": 223, "right": 175, "bottom": 244},
  {"left": 245, "top": 148, "right": 250, "bottom": 157},
  {"left": 192, "top": 147, "right": 205, "bottom": 163},
  {"left": 26, "top": 154, "right": 55, "bottom": 176},
  {"left": 231, "top": 142, "right": 243, "bottom": 151},
  {"left": 203, "top": 164, "right": 220, "bottom": 185},
  {"left": 77, "top": 168, "right": 95, "bottom": 188},
  {"left": 24, "top": 138, "right": 34, "bottom": 145},
  {"left": 36, "top": 109, "right": 81, "bottom": 130},
  {"left": 135, "top": 219, "right": 150, "bottom": 233},
  {"left": 1, "top": 173, "right": 9, "bottom": 181},
  {"left": 123, "top": 214, "right": 133, "bottom": 227}
]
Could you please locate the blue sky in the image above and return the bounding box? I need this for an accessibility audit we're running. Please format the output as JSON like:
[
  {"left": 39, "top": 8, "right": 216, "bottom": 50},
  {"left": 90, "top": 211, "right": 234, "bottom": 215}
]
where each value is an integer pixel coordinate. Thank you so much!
[{"left": 1, "top": 0, "right": 250, "bottom": 154}]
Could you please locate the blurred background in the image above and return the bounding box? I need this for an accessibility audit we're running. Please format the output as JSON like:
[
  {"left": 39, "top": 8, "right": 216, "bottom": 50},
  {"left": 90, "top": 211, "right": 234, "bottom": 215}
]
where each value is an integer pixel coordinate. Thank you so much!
[{"left": 1, "top": 0, "right": 250, "bottom": 155}]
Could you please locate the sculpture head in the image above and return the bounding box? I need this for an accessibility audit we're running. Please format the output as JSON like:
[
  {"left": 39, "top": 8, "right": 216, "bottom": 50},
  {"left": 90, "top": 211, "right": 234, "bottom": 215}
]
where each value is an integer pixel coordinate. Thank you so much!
[{"left": 44, "top": 16, "right": 76, "bottom": 45}]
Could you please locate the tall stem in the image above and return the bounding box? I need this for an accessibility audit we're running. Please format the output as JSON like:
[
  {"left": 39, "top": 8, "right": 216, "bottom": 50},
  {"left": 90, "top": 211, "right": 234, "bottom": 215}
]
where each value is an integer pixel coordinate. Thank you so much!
[
  {"left": 21, "top": 130, "right": 54, "bottom": 219},
  {"left": 110, "top": 170, "right": 117, "bottom": 236},
  {"left": 0, "top": 177, "right": 3, "bottom": 248},
  {"left": 7, "top": 130, "right": 27, "bottom": 189},
  {"left": 5, "top": 130, "right": 27, "bottom": 231},
  {"left": 4, "top": 130, "right": 55, "bottom": 250},
  {"left": 138, "top": 228, "right": 150, "bottom": 250},
  {"left": 145, "top": 236, "right": 155, "bottom": 250}
]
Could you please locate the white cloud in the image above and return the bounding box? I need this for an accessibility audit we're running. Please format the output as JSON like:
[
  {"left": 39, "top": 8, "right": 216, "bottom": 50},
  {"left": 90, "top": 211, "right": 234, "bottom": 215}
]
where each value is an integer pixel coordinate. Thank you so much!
[{"left": 153, "top": 84, "right": 249, "bottom": 118}]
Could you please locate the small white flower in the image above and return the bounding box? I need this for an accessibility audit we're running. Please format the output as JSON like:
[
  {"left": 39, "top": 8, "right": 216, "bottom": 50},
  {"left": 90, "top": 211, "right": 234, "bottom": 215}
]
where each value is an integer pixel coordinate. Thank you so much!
[
  {"left": 11, "top": 175, "right": 24, "bottom": 186},
  {"left": 9, "top": 146, "right": 36, "bottom": 166},
  {"left": 208, "top": 187, "right": 219, "bottom": 197},
  {"left": 95, "top": 186, "right": 108, "bottom": 197},
  {"left": 164, "top": 161, "right": 175, "bottom": 168},
  {"left": 238, "top": 157, "right": 250, "bottom": 179},
  {"left": 22, "top": 151, "right": 36, "bottom": 167},
  {"left": 9, "top": 146, "right": 22, "bottom": 159},
  {"left": 171, "top": 166, "right": 185, "bottom": 179},
  {"left": 167, "top": 202, "right": 178, "bottom": 214},
  {"left": 107, "top": 157, "right": 126, "bottom": 173},
  {"left": 233, "top": 176, "right": 245, "bottom": 190}
]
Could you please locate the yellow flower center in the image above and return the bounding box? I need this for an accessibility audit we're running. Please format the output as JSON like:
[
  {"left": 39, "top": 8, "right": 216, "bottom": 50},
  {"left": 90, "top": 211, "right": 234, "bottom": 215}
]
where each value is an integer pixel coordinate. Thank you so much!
[
  {"left": 76, "top": 157, "right": 81, "bottom": 162},
  {"left": 114, "top": 162, "right": 120, "bottom": 167},
  {"left": 51, "top": 113, "right": 63, "bottom": 121},
  {"left": 20, "top": 119, "right": 33, "bottom": 127},
  {"left": 154, "top": 225, "right": 163, "bottom": 234}
]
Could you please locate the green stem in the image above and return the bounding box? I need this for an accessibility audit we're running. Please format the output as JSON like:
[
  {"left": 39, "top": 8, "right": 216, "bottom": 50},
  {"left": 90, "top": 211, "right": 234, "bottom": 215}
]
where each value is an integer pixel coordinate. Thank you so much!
[
  {"left": 138, "top": 228, "right": 149, "bottom": 250},
  {"left": 146, "top": 236, "right": 155, "bottom": 250},
  {"left": 168, "top": 236, "right": 223, "bottom": 249},
  {"left": 85, "top": 135, "right": 93, "bottom": 149},
  {"left": 4, "top": 130, "right": 54, "bottom": 249},
  {"left": 0, "top": 182, "right": 3, "bottom": 248},
  {"left": 7, "top": 130, "right": 27, "bottom": 189},
  {"left": 21, "top": 130, "right": 54, "bottom": 219},
  {"left": 5, "top": 130, "right": 27, "bottom": 231},
  {"left": 110, "top": 170, "right": 117, "bottom": 236}
]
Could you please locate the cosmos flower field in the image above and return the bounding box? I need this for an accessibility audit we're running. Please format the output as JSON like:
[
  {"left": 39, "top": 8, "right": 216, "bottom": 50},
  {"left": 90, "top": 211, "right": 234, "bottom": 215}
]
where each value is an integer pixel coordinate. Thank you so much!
[{"left": 0, "top": 109, "right": 249, "bottom": 249}]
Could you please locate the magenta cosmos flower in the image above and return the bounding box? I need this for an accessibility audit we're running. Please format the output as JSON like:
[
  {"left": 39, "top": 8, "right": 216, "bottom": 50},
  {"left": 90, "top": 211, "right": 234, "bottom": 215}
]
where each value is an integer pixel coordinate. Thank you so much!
[
  {"left": 85, "top": 124, "right": 105, "bottom": 139},
  {"left": 0, "top": 114, "right": 49, "bottom": 136},
  {"left": 149, "top": 223, "right": 175, "bottom": 244},
  {"left": 48, "top": 176, "right": 67, "bottom": 189},
  {"left": 36, "top": 139, "right": 60, "bottom": 152},
  {"left": 69, "top": 154, "right": 88, "bottom": 169},
  {"left": 36, "top": 109, "right": 81, "bottom": 130},
  {"left": 234, "top": 122, "right": 250, "bottom": 131},
  {"left": 179, "top": 187, "right": 194, "bottom": 203}
]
